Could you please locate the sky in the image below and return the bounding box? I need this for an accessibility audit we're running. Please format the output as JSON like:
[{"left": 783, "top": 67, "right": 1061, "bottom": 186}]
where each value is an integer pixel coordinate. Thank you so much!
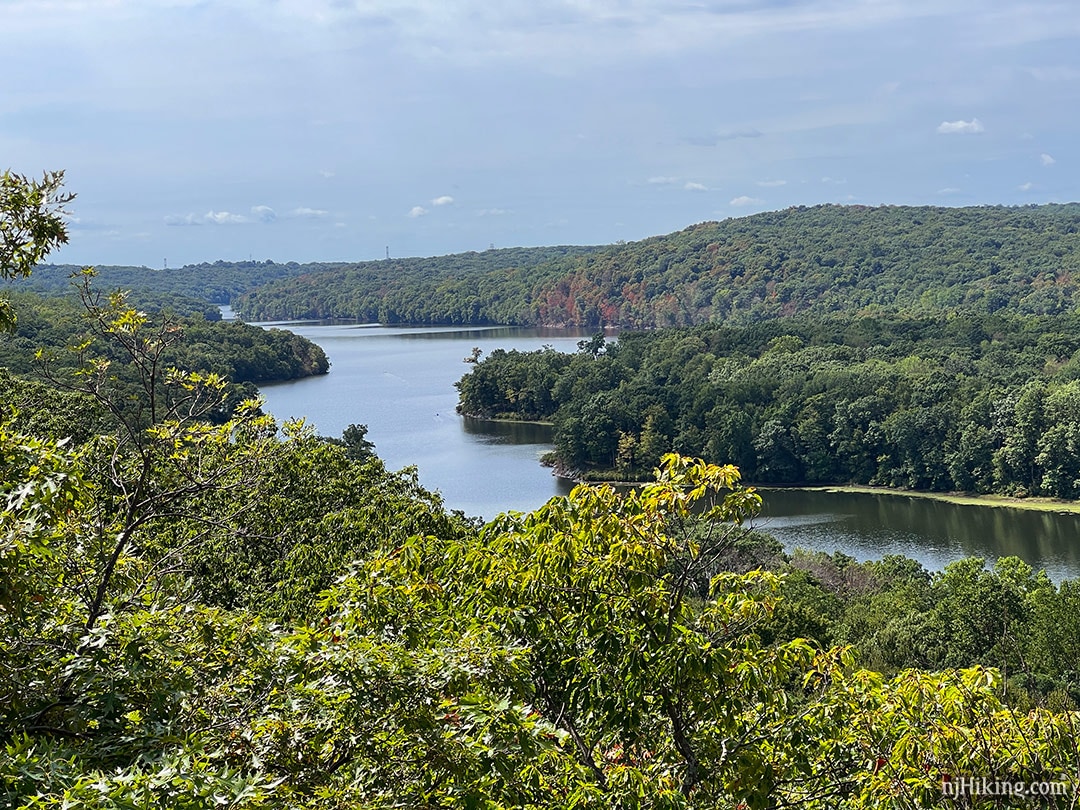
[{"left": 4, "top": 0, "right": 1080, "bottom": 267}]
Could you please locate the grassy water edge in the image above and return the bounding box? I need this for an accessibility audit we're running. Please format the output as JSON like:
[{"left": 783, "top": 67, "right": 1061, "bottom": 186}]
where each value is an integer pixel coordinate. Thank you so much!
[
  {"left": 558, "top": 469, "right": 1080, "bottom": 515},
  {"left": 763, "top": 485, "right": 1080, "bottom": 514}
]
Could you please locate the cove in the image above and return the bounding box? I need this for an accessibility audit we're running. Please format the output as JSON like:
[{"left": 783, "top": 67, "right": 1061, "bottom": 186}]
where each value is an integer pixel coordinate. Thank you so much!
[
  {"left": 256, "top": 323, "right": 581, "bottom": 520},
  {"left": 255, "top": 322, "right": 1080, "bottom": 579}
]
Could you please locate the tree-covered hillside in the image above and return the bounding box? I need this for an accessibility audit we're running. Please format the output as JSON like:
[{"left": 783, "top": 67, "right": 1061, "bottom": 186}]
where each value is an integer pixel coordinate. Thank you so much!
[
  {"left": 457, "top": 313, "right": 1080, "bottom": 497},
  {"left": 22, "top": 260, "right": 321, "bottom": 305},
  {"left": 238, "top": 204, "right": 1080, "bottom": 327},
  {"left": 24, "top": 246, "right": 600, "bottom": 319},
  {"left": 1, "top": 289, "right": 327, "bottom": 382},
  {"left": 0, "top": 285, "right": 328, "bottom": 427},
  {"left": 237, "top": 244, "right": 602, "bottom": 323}
]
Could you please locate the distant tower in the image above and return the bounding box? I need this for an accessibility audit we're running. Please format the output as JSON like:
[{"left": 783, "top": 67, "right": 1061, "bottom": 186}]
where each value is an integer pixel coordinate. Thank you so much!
[
  {"left": 163, "top": 258, "right": 167, "bottom": 270},
  {"left": 385, "top": 246, "right": 390, "bottom": 260},
  {"left": 489, "top": 243, "right": 495, "bottom": 251}
]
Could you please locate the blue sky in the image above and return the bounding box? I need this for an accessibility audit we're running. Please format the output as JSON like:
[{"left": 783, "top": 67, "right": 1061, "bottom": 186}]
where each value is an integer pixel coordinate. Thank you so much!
[{"left": 5, "top": 0, "right": 1079, "bottom": 266}]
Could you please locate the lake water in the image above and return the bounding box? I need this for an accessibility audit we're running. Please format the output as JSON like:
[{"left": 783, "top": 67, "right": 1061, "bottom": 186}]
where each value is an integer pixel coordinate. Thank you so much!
[
  {"left": 257, "top": 323, "right": 580, "bottom": 519},
  {"left": 256, "top": 323, "right": 1080, "bottom": 579},
  {"left": 758, "top": 488, "right": 1080, "bottom": 581}
]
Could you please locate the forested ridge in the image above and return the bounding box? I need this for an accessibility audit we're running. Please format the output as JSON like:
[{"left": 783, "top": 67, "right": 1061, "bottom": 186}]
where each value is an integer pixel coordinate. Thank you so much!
[
  {"left": 23, "top": 260, "right": 322, "bottom": 305},
  {"left": 239, "top": 203, "right": 1080, "bottom": 327},
  {"left": 25, "top": 246, "right": 602, "bottom": 322},
  {"left": 7, "top": 172, "right": 1080, "bottom": 807},
  {"left": 237, "top": 244, "right": 602, "bottom": 323},
  {"left": 27, "top": 204, "right": 1080, "bottom": 330}
]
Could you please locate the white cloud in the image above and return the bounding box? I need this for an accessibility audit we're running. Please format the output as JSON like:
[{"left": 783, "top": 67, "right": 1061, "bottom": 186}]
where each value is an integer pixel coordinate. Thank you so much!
[
  {"left": 937, "top": 118, "right": 984, "bottom": 134},
  {"left": 1018, "top": 181, "right": 1035, "bottom": 191},
  {"left": 716, "top": 128, "right": 763, "bottom": 141},
  {"left": 222, "top": 0, "right": 1080, "bottom": 75},
  {"left": 408, "top": 206, "right": 428, "bottom": 218},
  {"left": 431, "top": 195, "right": 455, "bottom": 206},
  {"left": 820, "top": 176, "right": 847, "bottom": 185},
  {"left": 16, "top": 0, "right": 1080, "bottom": 268},
  {"left": 205, "top": 210, "right": 249, "bottom": 225},
  {"left": 937, "top": 187, "right": 961, "bottom": 194},
  {"left": 1041, "top": 153, "right": 1056, "bottom": 166},
  {"left": 684, "top": 181, "right": 708, "bottom": 191},
  {"left": 251, "top": 205, "right": 277, "bottom": 223},
  {"left": 730, "top": 195, "right": 764, "bottom": 207},
  {"left": 165, "top": 210, "right": 251, "bottom": 226},
  {"left": 291, "top": 206, "right": 329, "bottom": 217}
]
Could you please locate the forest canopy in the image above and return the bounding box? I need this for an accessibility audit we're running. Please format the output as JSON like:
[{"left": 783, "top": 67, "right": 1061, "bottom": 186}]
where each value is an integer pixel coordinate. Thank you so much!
[
  {"left": 237, "top": 203, "right": 1080, "bottom": 327},
  {"left": 457, "top": 312, "right": 1080, "bottom": 497}
]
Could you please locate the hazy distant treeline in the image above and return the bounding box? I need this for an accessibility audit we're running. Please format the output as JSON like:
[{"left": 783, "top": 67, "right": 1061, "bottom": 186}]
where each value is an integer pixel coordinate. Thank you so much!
[{"left": 239, "top": 203, "right": 1080, "bottom": 326}]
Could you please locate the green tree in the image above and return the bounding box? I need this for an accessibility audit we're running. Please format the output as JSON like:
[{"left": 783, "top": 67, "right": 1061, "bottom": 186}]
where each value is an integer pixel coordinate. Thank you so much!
[
  {"left": 0, "top": 170, "right": 73, "bottom": 330},
  {"left": 340, "top": 423, "right": 376, "bottom": 461},
  {"left": 255, "top": 456, "right": 1080, "bottom": 808}
]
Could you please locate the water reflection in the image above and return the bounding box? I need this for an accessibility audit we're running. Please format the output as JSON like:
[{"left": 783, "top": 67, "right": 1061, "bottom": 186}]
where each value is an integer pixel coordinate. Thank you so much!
[
  {"left": 758, "top": 488, "right": 1080, "bottom": 580},
  {"left": 396, "top": 326, "right": 599, "bottom": 342},
  {"left": 462, "top": 416, "right": 553, "bottom": 444}
]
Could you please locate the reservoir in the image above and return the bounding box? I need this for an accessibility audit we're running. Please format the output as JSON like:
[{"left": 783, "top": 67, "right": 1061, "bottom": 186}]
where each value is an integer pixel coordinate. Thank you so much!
[
  {"left": 257, "top": 323, "right": 580, "bottom": 519},
  {"left": 758, "top": 488, "right": 1080, "bottom": 581},
  {"left": 257, "top": 322, "right": 1080, "bottom": 579}
]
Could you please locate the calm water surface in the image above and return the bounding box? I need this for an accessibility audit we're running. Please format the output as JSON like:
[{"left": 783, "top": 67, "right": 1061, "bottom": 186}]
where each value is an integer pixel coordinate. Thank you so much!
[
  {"left": 256, "top": 323, "right": 1080, "bottom": 579},
  {"left": 757, "top": 489, "right": 1080, "bottom": 581},
  {"left": 257, "top": 323, "right": 578, "bottom": 520}
]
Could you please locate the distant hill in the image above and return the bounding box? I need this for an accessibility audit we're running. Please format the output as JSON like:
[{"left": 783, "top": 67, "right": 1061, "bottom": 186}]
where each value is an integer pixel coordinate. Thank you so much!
[
  {"left": 236, "top": 204, "right": 1080, "bottom": 327},
  {"left": 236, "top": 245, "right": 603, "bottom": 323},
  {"left": 23, "top": 248, "right": 601, "bottom": 321},
  {"left": 21, "top": 260, "right": 326, "bottom": 304}
]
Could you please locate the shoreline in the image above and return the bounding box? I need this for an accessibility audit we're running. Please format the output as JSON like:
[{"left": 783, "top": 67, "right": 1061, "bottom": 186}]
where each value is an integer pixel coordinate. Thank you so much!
[
  {"left": 459, "top": 414, "right": 555, "bottom": 427},
  {"left": 453, "top": 414, "right": 1080, "bottom": 516},
  {"left": 758, "top": 484, "right": 1080, "bottom": 514},
  {"left": 552, "top": 474, "right": 1080, "bottom": 515}
]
